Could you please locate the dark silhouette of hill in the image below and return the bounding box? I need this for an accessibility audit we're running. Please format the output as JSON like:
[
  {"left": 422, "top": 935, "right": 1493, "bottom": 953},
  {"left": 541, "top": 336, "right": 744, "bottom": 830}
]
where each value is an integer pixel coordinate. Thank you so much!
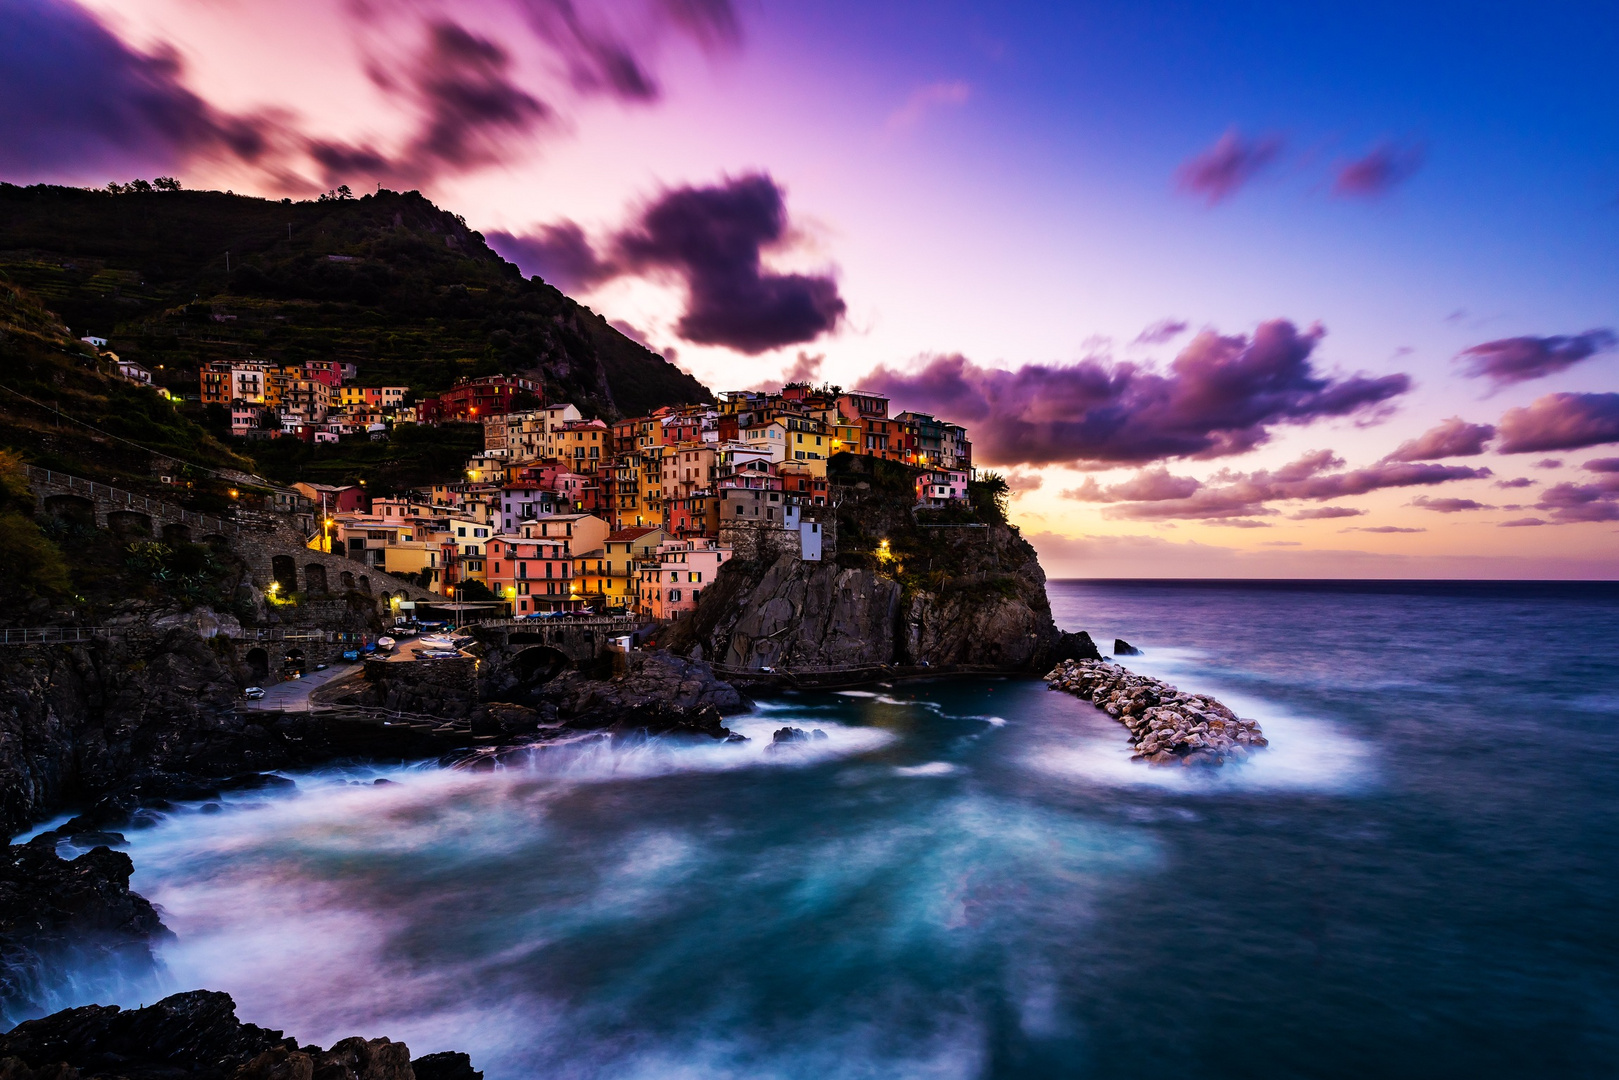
[{"left": 0, "top": 183, "right": 710, "bottom": 419}]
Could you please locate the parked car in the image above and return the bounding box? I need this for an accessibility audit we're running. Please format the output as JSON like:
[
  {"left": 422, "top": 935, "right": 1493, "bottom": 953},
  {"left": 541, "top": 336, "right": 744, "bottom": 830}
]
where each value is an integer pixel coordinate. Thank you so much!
[
  {"left": 243, "top": 686, "right": 266, "bottom": 700},
  {"left": 315, "top": 663, "right": 328, "bottom": 671}
]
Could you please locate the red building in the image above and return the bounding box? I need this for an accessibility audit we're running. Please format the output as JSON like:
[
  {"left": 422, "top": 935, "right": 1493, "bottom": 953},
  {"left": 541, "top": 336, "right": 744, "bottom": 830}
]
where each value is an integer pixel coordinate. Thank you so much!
[{"left": 418, "top": 376, "right": 540, "bottom": 424}]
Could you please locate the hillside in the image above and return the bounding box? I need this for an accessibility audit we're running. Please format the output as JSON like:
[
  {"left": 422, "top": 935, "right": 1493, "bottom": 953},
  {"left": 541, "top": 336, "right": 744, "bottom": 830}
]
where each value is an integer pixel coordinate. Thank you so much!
[{"left": 0, "top": 183, "right": 709, "bottom": 420}]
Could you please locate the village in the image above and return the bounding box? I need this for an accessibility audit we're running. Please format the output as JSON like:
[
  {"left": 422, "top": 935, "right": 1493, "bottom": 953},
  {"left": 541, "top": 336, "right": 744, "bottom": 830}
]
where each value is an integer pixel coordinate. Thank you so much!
[{"left": 197, "top": 363, "right": 976, "bottom": 622}]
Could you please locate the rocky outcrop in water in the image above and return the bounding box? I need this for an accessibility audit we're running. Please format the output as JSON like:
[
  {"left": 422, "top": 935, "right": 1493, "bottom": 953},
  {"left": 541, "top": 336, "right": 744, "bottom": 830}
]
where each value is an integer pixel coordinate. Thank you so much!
[
  {"left": 0, "top": 989, "right": 482, "bottom": 1080},
  {"left": 0, "top": 841, "right": 167, "bottom": 1028},
  {"left": 1113, "top": 639, "right": 1141, "bottom": 656},
  {"left": 1044, "top": 659, "right": 1267, "bottom": 766}
]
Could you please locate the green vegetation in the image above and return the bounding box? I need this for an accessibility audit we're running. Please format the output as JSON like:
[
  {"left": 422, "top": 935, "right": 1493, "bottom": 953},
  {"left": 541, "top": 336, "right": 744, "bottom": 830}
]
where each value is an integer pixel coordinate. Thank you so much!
[
  {"left": 0, "top": 450, "right": 70, "bottom": 601},
  {"left": 0, "top": 182, "right": 710, "bottom": 424},
  {"left": 243, "top": 423, "right": 484, "bottom": 492}
]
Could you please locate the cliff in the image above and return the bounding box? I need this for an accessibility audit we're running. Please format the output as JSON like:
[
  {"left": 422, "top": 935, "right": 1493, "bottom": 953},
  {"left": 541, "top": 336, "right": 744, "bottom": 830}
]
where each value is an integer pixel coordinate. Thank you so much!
[{"left": 664, "top": 456, "right": 1098, "bottom": 675}]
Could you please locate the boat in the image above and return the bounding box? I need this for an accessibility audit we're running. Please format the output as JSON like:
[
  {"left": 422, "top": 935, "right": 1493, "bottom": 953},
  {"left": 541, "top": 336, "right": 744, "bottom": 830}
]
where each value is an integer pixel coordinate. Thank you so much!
[{"left": 376, "top": 636, "right": 396, "bottom": 654}]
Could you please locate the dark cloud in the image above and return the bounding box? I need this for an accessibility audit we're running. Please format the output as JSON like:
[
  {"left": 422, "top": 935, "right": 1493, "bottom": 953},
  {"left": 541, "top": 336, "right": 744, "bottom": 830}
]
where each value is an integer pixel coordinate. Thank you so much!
[
  {"left": 3, "top": 0, "right": 736, "bottom": 190},
  {"left": 1496, "top": 393, "right": 1619, "bottom": 454},
  {"left": 1208, "top": 519, "right": 1273, "bottom": 529},
  {"left": 1459, "top": 330, "right": 1616, "bottom": 387},
  {"left": 1344, "top": 526, "right": 1426, "bottom": 534},
  {"left": 613, "top": 173, "right": 845, "bottom": 352},
  {"left": 1586, "top": 458, "right": 1619, "bottom": 473},
  {"left": 1333, "top": 142, "right": 1424, "bottom": 198},
  {"left": 1063, "top": 452, "right": 1488, "bottom": 522},
  {"left": 0, "top": 0, "right": 280, "bottom": 179},
  {"left": 1500, "top": 517, "right": 1549, "bottom": 527},
  {"left": 1494, "top": 477, "right": 1534, "bottom": 489},
  {"left": 1383, "top": 417, "right": 1496, "bottom": 462},
  {"left": 1535, "top": 458, "right": 1564, "bottom": 469},
  {"left": 486, "top": 221, "right": 616, "bottom": 291},
  {"left": 1409, "top": 496, "right": 1492, "bottom": 512},
  {"left": 1133, "top": 319, "right": 1189, "bottom": 346},
  {"left": 1533, "top": 474, "right": 1619, "bottom": 524},
  {"left": 398, "top": 22, "right": 550, "bottom": 173},
  {"left": 864, "top": 321, "right": 1409, "bottom": 467},
  {"left": 493, "top": 174, "right": 844, "bottom": 352},
  {"left": 1176, "top": 129, "right": 1283, "bottom": 204},
  {"left": 1290, "top": 506, "right": 1365, "bottom": 520}
]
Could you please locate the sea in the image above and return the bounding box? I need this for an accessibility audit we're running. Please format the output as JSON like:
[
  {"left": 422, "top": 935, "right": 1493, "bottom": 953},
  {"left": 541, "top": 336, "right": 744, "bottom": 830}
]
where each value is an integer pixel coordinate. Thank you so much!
[{"left": 24, "top": 579, "right": 1619, "bottom": 1079}]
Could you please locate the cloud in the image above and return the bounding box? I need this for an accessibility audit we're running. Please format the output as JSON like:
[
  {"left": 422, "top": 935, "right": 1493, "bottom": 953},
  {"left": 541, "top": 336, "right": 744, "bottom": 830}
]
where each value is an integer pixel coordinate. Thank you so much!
[
  {"left": 1496, "top": 392, "right": 1619, "bottom": 453},
  {"left": 1499, "top": 517, "right": 1549, "bottom": 527},
  {"left": 862, "top": 320, "right": 1409, "bottom": 467},
  {"left": 1533, "top": 474, "right": 1619, "bottom": 524},
  {"left": 0, "top": 0, "right": 280, "bottom": 180},
  {"left": 614, "top": 173, "right": 846, "bottom": 352},
  {"left": 1003, "top": 469, "right": 1044, "bottom": 494},
  {"left": 1290, "top": 506, "right": 1365, "bottom": 519},
  {"left": 1344, "top": 526, "right": 1426, "bottom": 533},
  {"left": 1262, "top": 541, "right": 1303, "bottom": 546},
  {"left": 748, "top": 350, "right": 824, "bottom": 391},
  {"left": 1586, "top": 458, "right": 1619, "bottom": 473},
  {"left": 1332, "top": 142, "right": 1424, "bottom": 197},
  {"left": 887, "top": 80, "right": 971, "bottom": 131},
  {"left": 1382, "top": 417, "right": 1496, "bottom": 461},
  {"left": 1458, "top": 330, "right": 1616, "bottom": 387},
  {"left": 1494, "top": 477, "right": 1534, "bottom": 489},
  {"left": 1535, "top": 458, "right": 1564, "bottom": 469},
  {"left": 396, "top": 22, "right": 550, "bottom": 174},
  {"left": 1176, "top": 129, "right": 1284, "bottom": 204},
  {"left": 486, "top": 220, "right": 616, "bottom": 291},
  {"left": 496, "top": 173, "right": 845, "bottom": 352},
  {"left": 1409, "top": 496, "right": 1492, "bottom": 512},
  {"left": 1208, "top": 519, "right": 1273, "bottom": 528},
  {"left": 1063, "top": 452, "right": 1489, "bottom": 522},
  {"left": 2, "top": 0, "right": 736, "bottom": 189},
  {"left": 1132, "top": 319, "right": 1189, "bottom": 346}
]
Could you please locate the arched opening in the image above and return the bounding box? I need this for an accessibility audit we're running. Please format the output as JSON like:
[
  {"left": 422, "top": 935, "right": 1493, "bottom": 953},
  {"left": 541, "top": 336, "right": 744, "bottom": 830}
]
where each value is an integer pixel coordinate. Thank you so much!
[
  {"left": 283, "top": 648, "right": 306, "bottom": 678},
  {"left": 271, "top": 555, "right": 298, "bottom": 594},
  {"left": 304, "top": 563, "right": 328, "bottom": 595},
  {"left": 202, "top": 533, "right": 231, "bottom": 551},
  {"left": 44, "top": 493, "right": 95, "bottom": 525},
  {"left": 512, "top": 645, "right": 570, "bottom": 686},
  {"left": 245, "top": 647, "right": 269, "bottom": 682},
  {"left": 107, "top": 509, "right": 153, "bottom": 540},
  {"left": 340, "top": 570, "right": 355, "bottom": 591},
  {"left": 358, "top": 575, "right": 373, "bottom": 596},
  {"left": 162, "top": 522, "right": 192, "bottom": 544}
]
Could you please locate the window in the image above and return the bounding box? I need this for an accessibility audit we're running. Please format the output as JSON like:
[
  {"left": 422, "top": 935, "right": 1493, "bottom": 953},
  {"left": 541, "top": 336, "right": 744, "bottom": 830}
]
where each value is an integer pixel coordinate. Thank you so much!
[{"left": 670, "top": 589, "right": 681, "bottom": 602}]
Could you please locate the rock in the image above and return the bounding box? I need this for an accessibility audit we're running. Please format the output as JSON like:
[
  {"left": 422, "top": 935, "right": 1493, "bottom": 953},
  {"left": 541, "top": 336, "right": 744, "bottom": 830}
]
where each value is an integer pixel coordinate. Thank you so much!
[
  {"left": 411, "top": 1052, "right": 484, "bottom": 1080},
  {"left": 0, "top": 841, "right": 169, "bottom": 1026},
  {"left": 1113, "top": 639, "right": 1142, "bottom": 656},
  {"left": 0, "top": 990, "right": 482, "bottom": 1080},
  {"left": 1042, "top": 658, "right": 1264, "bottom": 767}
]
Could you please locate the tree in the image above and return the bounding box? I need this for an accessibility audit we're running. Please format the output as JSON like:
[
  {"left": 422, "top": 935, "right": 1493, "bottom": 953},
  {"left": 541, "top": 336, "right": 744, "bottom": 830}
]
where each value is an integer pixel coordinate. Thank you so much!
[{"left": 153, "top": 176, "right": 182, "bottom": 191}]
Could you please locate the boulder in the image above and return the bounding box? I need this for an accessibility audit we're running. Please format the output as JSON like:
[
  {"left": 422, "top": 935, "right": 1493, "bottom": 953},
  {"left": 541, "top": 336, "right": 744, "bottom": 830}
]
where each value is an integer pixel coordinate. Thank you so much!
[{"left": 1113, "top": 639, "right": 1142, "bottom": 656}]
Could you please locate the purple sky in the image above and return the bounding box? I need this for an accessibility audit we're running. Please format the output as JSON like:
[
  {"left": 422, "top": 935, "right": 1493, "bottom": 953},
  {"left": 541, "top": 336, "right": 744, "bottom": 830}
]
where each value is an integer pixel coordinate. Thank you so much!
[{"left": 4, "top": 0, "right": 1618, "bottom": 576}]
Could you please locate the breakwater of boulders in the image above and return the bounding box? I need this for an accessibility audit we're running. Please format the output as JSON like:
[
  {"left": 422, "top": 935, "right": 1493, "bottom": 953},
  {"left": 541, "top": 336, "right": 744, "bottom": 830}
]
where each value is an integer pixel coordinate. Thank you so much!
[{"left": 1043, "top": 659, "right": 1267, "bottom": 766}]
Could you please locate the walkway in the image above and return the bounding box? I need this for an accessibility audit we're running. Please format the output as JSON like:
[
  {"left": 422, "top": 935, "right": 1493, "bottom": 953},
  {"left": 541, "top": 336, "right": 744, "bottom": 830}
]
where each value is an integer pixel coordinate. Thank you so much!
[{"left": 243, "top": 661, "right": 363, "bottom": 713}]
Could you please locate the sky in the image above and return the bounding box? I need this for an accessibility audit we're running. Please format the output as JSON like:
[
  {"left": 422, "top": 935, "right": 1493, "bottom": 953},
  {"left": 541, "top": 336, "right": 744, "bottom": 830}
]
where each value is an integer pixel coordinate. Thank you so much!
[{"left": 3, "top": 0, "right": 1618, "bottom": 577}]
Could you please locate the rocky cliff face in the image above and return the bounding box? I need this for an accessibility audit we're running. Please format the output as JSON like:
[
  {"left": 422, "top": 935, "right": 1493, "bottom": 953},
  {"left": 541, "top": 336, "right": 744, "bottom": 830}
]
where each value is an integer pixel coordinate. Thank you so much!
[
  {"left": 0, "top": 840, "right": 167, "bottom": 1028},
  {"left": 665, "top": 470, "right": 1097, "bottom": 675},
  {"left": 0, "top": 630, "right": 253, "bottom": 839}
]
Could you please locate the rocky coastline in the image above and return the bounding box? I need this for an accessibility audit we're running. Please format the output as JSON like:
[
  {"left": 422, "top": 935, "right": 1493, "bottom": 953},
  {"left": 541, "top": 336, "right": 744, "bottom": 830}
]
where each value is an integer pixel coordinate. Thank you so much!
[
  {"left": 0, "top": 988, "right": 481, "bottom": 1080},
  {"left": 1044, "top": 658, "right": 1268, "bottom": 766}
]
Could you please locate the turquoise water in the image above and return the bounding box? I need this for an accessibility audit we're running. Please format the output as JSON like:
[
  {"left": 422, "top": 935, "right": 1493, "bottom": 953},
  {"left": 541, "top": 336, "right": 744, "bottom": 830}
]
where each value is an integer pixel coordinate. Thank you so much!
[{"left": 61, "top": 581, "right": 1619, "bottom": 1077}]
